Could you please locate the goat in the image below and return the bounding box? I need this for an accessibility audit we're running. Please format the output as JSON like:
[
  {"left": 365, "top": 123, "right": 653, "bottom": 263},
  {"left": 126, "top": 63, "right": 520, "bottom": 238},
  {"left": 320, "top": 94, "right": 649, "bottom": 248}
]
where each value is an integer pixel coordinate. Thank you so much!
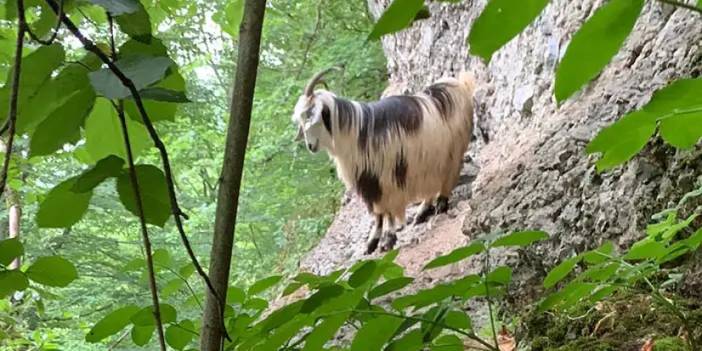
[{"left": 292, "top": 67, "right": 475, "bottom": 254}]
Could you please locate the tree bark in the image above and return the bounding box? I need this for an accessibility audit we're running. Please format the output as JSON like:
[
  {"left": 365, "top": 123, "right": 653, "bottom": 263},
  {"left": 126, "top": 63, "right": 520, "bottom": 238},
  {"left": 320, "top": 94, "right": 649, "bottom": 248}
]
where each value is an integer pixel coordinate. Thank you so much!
[{"left": 200, "top": 0, "right": 267, "bottom": 350}]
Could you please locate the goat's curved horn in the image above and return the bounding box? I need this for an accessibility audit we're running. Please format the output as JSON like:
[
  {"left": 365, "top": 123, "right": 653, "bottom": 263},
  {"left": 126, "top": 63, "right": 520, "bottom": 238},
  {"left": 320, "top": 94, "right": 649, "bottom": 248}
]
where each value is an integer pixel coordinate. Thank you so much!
[{"left": 304, "top": 66, "right": 342, "bottom": 97}]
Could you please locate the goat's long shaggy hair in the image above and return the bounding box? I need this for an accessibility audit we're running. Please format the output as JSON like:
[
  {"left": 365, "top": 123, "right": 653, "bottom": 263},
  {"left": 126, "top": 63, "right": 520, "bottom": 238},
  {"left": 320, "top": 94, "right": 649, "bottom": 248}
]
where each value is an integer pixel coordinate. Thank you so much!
[{"left": 316, "top": 73, "right": 475, "bottom": 222}]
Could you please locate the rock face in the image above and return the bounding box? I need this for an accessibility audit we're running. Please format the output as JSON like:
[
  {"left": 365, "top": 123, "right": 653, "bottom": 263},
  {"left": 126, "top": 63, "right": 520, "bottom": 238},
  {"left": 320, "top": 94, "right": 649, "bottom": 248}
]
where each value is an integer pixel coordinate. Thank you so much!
[{"left": 301, "top": 0, "right": 702, "bottom": 317}]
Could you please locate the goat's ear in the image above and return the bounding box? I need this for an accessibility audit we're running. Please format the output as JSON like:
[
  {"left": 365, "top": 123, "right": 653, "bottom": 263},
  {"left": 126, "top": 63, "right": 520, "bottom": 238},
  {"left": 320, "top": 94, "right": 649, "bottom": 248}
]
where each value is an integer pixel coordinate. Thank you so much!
[{"left": 295, "top": 126, "right": 304, "bottom": 141}]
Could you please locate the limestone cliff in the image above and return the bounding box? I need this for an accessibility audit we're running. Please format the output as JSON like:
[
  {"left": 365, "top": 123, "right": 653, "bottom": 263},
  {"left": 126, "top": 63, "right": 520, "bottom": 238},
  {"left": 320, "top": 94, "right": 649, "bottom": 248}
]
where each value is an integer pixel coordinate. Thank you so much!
[{"left": 300, "top": 0, "right": 702, "bottom": 322}]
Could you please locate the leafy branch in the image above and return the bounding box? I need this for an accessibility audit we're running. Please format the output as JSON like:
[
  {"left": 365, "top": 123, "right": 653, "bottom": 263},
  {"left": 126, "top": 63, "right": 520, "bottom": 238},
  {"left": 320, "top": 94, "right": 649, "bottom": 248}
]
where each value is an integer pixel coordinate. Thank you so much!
[
  {"left": 0, "top": 0, "right": 27, "bottom": 201},
  {"left": 24, "top": 0, "right": 64, "bottom": 45},
  {"left": 107, "top": 12, "right": 166, "bottom": 351},
  {"left": 41, "top": 0, "right": 230, "bottom": 341}
]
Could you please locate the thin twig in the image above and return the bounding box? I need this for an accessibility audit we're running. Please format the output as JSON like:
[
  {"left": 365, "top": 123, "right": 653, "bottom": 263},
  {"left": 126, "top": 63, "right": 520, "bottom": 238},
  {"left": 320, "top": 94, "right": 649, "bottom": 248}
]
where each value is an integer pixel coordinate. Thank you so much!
[
  {"left": 115, "top": 99, "right": 167, "bottom": 351},
  {"left": 109, "top": 14, "right": 166, "bottom": 351},
  {"left": 484, "top": 248, "right": 500, "bottom": 349},
  {"left": 0, "top": 0, "right": 26, "bottom": 201},
  {"left": 24, "top": 0, "right": 63, "bottom": 45},
  {"left": 656, "top": 0, "right": 702, "bottom": 15},
  {"left": 42, "top": 0, "right": 231, "bottom": 341},
  {"left": 295, "top": 0, "right": 324, "bottom": 79}
]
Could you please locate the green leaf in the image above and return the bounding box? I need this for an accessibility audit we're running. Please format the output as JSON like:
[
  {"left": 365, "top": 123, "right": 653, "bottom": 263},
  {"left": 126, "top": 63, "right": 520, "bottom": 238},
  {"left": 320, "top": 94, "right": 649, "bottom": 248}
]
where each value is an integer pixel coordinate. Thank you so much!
[
  {"left": 282, "top": 281, "right": 304, "bottom": 297},
  {"left": 423, "top": 242, "right": 485, "bottom": 270},
  {"left": 86, "top": 305, "right": 140, "bottom": 343},
  {"left": 135, "top": 87, "right": 190, "bottom": 103},
  {"left": 644, "top": 78, "right": 702, "bottom": 115},
  {"left": 116, "top": 165, "right": 172, "bottom": 227},
  {"left": 351, "top": 314, "right": 404, "bottom": 351},
  {"left": 152, "top": 249, "right": 171, "bottom": 267},
  {"left": 586, "top": 110, "right": 657, "bottom": 172},
  {"left": 258, "top": 315, "right": 313, "bottom": 351},
  {"left": 582, "top": 241, "right": 615, "bottom": 264},
  {"left": 84, "top": 98, "right": 151, "bottom": 162},
  {"left": 227, "top": 286, "right": 246, "bottom": 305},
  {"left": 431, "top": 335, "right": 463, "bottom": 351},
  {"left": 26, "top": 256, "right": 78, "bottom": 287},
  {"left": 248, "top": 275, "right": 283, "bottom": 295},
  {"left": 72, "top": 156, "right": 125, "bottom": 193},
  {"left": 580, "top": 262, "right": 620, "bottom": 282},
  {"left": 88, "top": 0, "right": 139, "bottom": 15},
  {"left": 89, "top": 55, "right": 173, "bottom": 99},
  {"left": 124, "top": 71, "right": 186, "bottom": 122},
  {"left": 386, "top": 329, "right": 423, "bottom": 351},
  {"left": 659, "top": 112, "right": 702, "bottom": 149},
  {"left": 444, "top": 310, "right": 471, "bottom": 330},
  {"left": 538, "top": 282, "right": 597, "bottom": 312},
  {"left": 468, "top": 0, "right": 549, "bottom": 62},
  {"left": 623, "top": 240, "right": 667, "bottom": 261},
  {"left": 161, "top": 278, "right": 184, "bottom": 298},
  {"left": 0, "top": 44, "right": 65, "bottom": 129},
  {"left": 166, "top": 321, "right": 195, "bottom": 350},
  {"left": 588, "top": 285, "right": 617, "bottom": 304},
  {"left": 37, "top": 177, "right": 92, "bottom": 228},
  {"left": 0, "top": 270, "right": 28, "bottom": 298},
  {"left": 131, "top": 325, "right": 154, "bottom": 346},
  {"left": 29, "top": 90, "right": 95, "bottom": 157},
  {"left": 487, "top": 266, "right": 512, "bottom": 285},
  {"left": 368, "top": 277, "right": 414, "bottom": 300},
  {"left": 115, "top": 3, "right": 152, "bottom": 42},
  {"left": 348, "top": 260, "right": 378, "bottom": 288},
  {"left": 0, "top": 238, "right": 23, "bottom": 266},
  {"left": 302, "top": 312, "right": 350, "bottom": 351},
  {"left": 544, "top": 256, "right": 580, "bottom": 289},
  {"left": 554, "top": 0, "right": 644, "bottom": 102},
  {"left": 301, "top": 285, "right": 346, "bottom": 313},
  {"left": 260, "top": 300, "right": 304, "bottom": 332},
  {"left": 243, "top": 297, "right": 269, "bottom": 311},
  {"left": 213, "top": 0, "right": 244, "bottom": 38},
  {"left": 18, "top": 56, "right": 99, "bottom": 133},
  {"left": 368, "top": 0, "right": 424, "bottom": 41},
  {"left": 131, "top": 304, "right": 177, "bottom": 326},
  {"left": 490, "top": 230, "right": 548, "bottom": 248}
]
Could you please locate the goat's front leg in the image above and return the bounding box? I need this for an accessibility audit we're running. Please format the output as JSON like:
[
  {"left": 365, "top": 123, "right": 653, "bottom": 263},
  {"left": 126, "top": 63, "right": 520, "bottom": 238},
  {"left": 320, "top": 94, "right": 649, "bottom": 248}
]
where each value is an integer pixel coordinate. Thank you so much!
[
  {"left": 381, "top": 215, "right": 397, "bottom": 252},
  {"left": 366, "top": 214, "right": 383, "bottom": 254}
]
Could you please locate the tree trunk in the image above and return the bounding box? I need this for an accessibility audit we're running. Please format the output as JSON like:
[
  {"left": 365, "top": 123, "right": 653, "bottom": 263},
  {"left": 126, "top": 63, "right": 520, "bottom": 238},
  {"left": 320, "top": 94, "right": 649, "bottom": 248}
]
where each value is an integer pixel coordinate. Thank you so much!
[
  {"left": 200, "top": 0, "right": 267, "bottom": 350},
  {"left": 300, "top": 0, "right": 702, "bottom": 324}
]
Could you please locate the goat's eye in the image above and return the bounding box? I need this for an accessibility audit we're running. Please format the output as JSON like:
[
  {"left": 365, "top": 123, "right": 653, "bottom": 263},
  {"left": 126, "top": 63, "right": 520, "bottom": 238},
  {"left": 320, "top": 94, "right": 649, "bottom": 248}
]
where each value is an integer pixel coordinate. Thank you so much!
[{"left": 305, "top": 109, "right": 314, "bottom": 119}]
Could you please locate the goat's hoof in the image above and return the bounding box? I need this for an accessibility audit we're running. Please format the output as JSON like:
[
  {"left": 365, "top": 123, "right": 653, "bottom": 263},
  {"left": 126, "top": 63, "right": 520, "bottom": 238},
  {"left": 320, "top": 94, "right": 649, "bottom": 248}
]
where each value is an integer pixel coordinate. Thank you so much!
[
  {"left": 436, "top": 196, "right": 449, "bottom": 214},
  {"left": 366, "top": 238, "right": 380, "bottom": 254},
  {"left": 413, "top": 205, "right": 435, "bottom": 225},
  {"left": 381, "top": 233, "right": 397, "bottom": 252}
]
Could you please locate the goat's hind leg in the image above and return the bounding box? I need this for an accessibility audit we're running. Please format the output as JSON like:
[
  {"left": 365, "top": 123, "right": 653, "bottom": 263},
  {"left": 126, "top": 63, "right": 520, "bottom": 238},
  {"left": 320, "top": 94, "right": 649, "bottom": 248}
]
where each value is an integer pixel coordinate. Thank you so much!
[
  {"left": 381, "top": 215, "right": 397, "bottom": 252},
  {"left": 412, "top": 199, "right": 435, "bottom": 225},
  {"left": 366, "top": 214, "right": 383, "bottom": 254}
]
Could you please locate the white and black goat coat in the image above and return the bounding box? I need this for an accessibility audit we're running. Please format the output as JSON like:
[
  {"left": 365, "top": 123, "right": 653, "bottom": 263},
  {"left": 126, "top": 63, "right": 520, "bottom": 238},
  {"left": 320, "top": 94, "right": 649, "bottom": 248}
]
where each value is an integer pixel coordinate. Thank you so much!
[{"left": 296, "top": 73, "right": 475, "bottom": 225}]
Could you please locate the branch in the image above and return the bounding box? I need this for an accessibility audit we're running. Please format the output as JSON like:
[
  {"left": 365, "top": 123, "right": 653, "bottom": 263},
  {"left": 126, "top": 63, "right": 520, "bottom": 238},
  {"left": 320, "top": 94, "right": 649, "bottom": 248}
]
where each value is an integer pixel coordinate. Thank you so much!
[
  {"left": 42, "top": 0, "right": 230, "bottom": 340},
  {"left": 24, "top": 0, "right": 63, "bottom": 45},
  {"left": 109, "top": 14, "right": 166, "bottom": 351},
  {"left": 657, "top": 0, "right": 702, "bottom": 15},
  {"left": 0, "top": 0, "right": 27, "bottom": 201}
]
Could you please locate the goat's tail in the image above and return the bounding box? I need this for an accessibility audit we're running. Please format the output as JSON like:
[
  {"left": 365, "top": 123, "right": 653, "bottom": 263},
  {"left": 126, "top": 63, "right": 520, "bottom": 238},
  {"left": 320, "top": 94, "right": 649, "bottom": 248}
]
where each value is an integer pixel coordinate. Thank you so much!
[{"left": 457, "top": 71, "right": 476, "bottom": 98}]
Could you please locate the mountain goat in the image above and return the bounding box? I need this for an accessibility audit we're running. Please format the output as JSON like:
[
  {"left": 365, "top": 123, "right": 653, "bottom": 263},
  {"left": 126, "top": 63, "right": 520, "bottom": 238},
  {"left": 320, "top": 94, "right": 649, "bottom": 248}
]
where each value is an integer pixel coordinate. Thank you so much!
[{"left": 292, "top": 67, "right": 475, "bottom": 254}]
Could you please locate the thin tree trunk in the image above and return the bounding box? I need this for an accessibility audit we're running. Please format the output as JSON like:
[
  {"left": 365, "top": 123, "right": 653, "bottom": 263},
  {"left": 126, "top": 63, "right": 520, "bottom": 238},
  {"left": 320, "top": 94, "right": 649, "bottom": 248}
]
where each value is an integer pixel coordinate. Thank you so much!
[{"left": 200, "top": 0, "right": 267, "bottom": 350}]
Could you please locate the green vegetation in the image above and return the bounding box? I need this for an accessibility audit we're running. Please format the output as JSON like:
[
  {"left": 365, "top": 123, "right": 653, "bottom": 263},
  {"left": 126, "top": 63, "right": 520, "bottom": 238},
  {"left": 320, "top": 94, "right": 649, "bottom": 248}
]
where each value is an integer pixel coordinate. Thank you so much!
[{"left": 0, "top": 0, "right": 701, "bottom": 350}]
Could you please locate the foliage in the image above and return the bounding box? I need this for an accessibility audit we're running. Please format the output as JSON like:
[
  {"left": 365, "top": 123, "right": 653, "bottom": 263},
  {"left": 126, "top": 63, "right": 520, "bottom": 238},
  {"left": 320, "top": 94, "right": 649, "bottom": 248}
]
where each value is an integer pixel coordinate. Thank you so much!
[{"left": 539, "top": 183, "right": 702, "bottom": 349}]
